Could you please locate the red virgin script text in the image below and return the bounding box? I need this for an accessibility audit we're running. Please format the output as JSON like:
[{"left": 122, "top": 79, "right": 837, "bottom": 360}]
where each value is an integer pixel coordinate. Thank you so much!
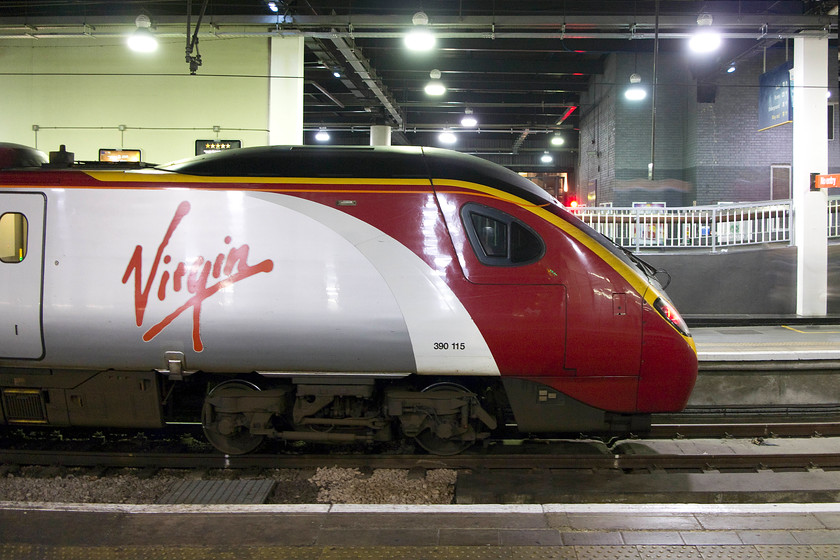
[{"left": 122, "top": 201, "right": 274, "bottom": 352}]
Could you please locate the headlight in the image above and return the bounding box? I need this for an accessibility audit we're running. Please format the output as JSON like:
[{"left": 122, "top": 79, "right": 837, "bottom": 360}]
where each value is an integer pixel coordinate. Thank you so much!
[{"left": 653, "top": 297, "right": 690, "bottom": 337}]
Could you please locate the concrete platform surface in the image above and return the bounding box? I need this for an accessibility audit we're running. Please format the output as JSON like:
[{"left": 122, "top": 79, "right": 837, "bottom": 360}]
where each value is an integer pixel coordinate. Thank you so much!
[
  {"left": 692, "top": 324, "right": 840, "bottom": 362},
  {"left": 3, "top": 503, "right": 840, "bottom": 559}
]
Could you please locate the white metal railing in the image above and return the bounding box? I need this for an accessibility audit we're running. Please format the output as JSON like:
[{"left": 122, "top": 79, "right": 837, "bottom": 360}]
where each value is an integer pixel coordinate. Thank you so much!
[
  {"left": 571, "top": 200, "right": 801, "bottom": 251},
  {"left": 830, "top": 195, "right": 840, "bottom": 239}
]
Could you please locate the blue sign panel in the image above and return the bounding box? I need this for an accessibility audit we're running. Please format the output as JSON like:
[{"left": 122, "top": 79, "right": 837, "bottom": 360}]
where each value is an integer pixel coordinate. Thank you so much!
[{"left": 758, "top": 61, "right": 793, "bottom": 131}]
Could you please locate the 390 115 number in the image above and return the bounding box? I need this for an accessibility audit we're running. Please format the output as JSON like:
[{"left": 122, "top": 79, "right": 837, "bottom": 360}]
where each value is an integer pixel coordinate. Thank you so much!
[{"left": 433, "top": 342, "right": 466, "bottom": 350}]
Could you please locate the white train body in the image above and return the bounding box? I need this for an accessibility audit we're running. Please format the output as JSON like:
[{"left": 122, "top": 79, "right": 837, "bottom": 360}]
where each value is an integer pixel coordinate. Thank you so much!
[{"left": 2, "top": 188, "right": 496, "bottom": 376}]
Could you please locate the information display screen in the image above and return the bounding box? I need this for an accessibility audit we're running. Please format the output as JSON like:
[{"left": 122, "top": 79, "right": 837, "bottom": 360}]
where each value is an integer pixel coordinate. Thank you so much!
[
  {"left": 99, "top": 149, "right": 142, "bottom": 162},
  {"left": 195, "top": 140, "right": 242, "bottom": 155}
]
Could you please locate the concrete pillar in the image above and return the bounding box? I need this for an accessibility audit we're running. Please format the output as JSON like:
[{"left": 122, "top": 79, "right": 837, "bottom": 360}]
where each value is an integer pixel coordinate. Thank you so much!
[
  {"left": 268, "top": 36, "right": 304, "bottom": 145},
  {"left": 370, "top": 125, "right": 392, "bottom": 146},
  {"left": 792, "top": 36, "right": 829, "bottom": 316}
]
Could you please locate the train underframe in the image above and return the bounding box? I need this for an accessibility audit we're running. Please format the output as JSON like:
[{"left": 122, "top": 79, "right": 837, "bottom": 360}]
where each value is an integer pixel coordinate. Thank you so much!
[{"left": 0, "top": 368, "right": 650, "bottom": 455}]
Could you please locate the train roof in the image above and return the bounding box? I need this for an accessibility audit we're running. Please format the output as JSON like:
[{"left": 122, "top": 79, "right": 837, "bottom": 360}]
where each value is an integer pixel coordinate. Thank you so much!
[
  {"left": 160, "top": 145, "right": 555, "bottom": 207},
  {"left": 0, "top": 143, "right": 555, "bottom": 207},
  {"left": 0, "top": 143, "right": 48, "bottom": 169}
]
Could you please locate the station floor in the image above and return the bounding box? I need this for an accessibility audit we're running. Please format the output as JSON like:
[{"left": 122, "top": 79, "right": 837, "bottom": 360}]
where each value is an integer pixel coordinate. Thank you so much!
[
  {"left": 3, "top": 502, "right": 840, "bottom": 559},
  {"left": 691, "top": 323, "right": 840, "bottom": 362}
]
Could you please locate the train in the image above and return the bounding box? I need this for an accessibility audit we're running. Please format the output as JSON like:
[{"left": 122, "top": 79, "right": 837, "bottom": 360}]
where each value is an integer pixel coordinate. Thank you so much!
[{"left": 0, "top": 142, "right": 697, "bottom": 455}]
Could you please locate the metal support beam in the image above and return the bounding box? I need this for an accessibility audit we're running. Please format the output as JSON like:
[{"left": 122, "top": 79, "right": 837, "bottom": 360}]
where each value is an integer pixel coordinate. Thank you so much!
[
  {"left": 512, "top": 129, "right": 530, "bottom": 154},
  {"left": 328, "top": 36, "right": 403, "bottom": 128}
]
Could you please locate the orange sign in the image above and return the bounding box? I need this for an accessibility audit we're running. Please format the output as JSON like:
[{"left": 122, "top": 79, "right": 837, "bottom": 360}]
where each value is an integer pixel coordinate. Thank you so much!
[{"left": 816, "top": 174, "right": 840, "bottom": 188}]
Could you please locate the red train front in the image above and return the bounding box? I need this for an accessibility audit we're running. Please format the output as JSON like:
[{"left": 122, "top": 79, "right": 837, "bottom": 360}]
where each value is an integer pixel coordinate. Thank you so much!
[{"left": 421, "top": 149, "right": 698, "bottom": 436}]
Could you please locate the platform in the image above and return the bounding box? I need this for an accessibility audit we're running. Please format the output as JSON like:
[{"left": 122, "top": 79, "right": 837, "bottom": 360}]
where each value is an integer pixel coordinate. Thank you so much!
[
  {"left": 687, "top": 324, "right": 840, "bottom": 408},
  {"left": 692, "top": 324, "right": 840, "bottom": 362},
  {"left": 2, "top": 502, "right": 840, "bottom": 559}
]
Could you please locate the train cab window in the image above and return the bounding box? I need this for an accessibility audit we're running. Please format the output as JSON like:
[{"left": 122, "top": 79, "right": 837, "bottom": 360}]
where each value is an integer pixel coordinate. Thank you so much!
[
  {"left": 0, "top": 212, "right": 28, "bottom": 263},
  {"left": 470, "top": 213, "right": 507, "bottom": 257},
  {"left": 461, "top": 203, "right": 544, "bottom": 266}
]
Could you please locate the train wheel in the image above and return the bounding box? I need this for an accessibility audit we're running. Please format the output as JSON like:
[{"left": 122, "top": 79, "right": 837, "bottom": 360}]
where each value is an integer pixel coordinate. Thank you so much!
[
  {"left": 413, "top": 382, "right": 475, "bottom": 456},
  {"left": 201, "top": 380, "right": 265, "bottom": 455}
]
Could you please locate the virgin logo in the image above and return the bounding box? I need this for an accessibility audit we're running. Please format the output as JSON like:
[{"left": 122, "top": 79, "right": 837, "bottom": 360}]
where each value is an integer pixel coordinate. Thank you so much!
[{"left": 122, "top": 201, "right": 274, "bottom": 352}]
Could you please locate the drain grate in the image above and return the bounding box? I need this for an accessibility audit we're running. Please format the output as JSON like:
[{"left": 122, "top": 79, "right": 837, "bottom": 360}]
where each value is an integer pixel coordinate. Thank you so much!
[{"left": 158, "top": 479, "right": 276, "bottom": 504}]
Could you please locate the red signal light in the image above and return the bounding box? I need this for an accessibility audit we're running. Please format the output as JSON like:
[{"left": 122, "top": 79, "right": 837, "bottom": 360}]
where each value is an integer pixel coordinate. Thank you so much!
[{"left": 569, "top": 200, "right": 579, "bottom": 208}]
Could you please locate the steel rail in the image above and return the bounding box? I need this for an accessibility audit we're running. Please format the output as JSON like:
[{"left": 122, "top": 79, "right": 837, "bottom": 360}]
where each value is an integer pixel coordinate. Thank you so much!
[
  {"left": 648, "top": 422, "right": 840, "bottom": 438},
  {"left": 2, "top": 448, "right": 839, "bottom": 472}
]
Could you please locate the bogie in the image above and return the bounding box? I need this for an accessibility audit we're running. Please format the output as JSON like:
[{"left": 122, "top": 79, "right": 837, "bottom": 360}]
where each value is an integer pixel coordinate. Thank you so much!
[{"left": 199, "top": 376, "right": 499, "bottom": 455}]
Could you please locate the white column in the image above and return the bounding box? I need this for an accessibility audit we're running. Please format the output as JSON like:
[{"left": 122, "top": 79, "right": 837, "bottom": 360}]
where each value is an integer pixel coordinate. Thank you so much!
[
  {"left": 268, "top": 36, "right": 304, "bottom": 145},
  {"left": 792, "top": 36, "right": 829, "bottom": 316},
  {"left": 370, "top": 125, "right": 392, "bottom": 146}
]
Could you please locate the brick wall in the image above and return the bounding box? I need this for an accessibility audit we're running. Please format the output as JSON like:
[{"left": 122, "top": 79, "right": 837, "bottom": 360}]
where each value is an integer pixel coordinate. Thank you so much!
[
  {"left": 692, "top": 51, "right": 793, "bottom": 205},
  {"left": 578, "top": 55, "right": 617, "bottom": 205},
  {"left": 579, "top": 46, "right": 839, "bottom": 206}
]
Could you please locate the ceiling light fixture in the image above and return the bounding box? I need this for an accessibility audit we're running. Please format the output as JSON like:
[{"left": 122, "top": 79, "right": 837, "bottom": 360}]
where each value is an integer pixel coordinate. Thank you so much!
[
  {"left": 727, "top": 64, "right": 736, "bottom": 73},
  {"left": 689, "top": 13, "right": 722, "bottom": 53},
  {"left": 461, "top": 108, "right": 478, "bottom": 127},
  {"left": 439, "top": 129, "right": 456, "bottom": 144},
  {"left": 541, "top": 152, "right": 553, "bottom": 163},
  {"left": 425, "top": 69, "right": 446, "bottom": 96},
  {"left": 266, "top": 1, "right": 279, "bottom": 13},
  {"left": 405, "top": 11, "right": 436, "bottom": 51},
  {"left": 625, "top": 73, "right": 647, "bottom": 101},
  {"left": 315, "top": 128, "right": 330, "bottom": 142},
  {"left": 127, "top": 14, "right": 158, "bottom": 53},
  {"left": 550, "top": 135, "right": 565, "bottom": 146}
]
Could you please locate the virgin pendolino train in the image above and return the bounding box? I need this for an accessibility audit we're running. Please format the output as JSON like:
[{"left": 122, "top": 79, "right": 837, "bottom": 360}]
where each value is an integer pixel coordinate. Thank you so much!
[{"left": 0, "top": 142, "right": 697, "bottom": 454}]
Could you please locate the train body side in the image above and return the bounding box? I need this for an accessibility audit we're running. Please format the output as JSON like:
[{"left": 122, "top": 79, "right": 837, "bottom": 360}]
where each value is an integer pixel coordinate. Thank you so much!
[
  {"left": 0, "top": 176, "right": 502, "bottom": 377},
  {"left": 0, "top": 144, "right": 697, "bottom": 441}
]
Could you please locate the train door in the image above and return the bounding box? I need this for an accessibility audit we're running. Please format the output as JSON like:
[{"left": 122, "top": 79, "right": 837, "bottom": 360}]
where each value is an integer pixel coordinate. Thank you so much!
[
  {"left": 434, "top": 191, "right": 569, "bottom": 377},
  {"left": 0, "top": 192, "right": 46, "bottom": 359}
]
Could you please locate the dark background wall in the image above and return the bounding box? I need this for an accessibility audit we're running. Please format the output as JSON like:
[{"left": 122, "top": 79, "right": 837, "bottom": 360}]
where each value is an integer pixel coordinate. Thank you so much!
[
  {"left": 575, "top": 44, "right": 838, "bottom": 318},
  {"left": 642, "top": 242, "right": 840, "bottom": 317},
  {"left": 690, "top": 51, "right": 796, "bottom": 205},
  {"left": 578, "top": 46, "right": 840, "bottom": 207}
]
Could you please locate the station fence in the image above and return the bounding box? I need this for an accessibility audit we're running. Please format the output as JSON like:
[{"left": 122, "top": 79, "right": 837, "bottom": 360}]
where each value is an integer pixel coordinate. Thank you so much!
[{"left": 570, "top": 196, "right": 840, "bottom": 252}]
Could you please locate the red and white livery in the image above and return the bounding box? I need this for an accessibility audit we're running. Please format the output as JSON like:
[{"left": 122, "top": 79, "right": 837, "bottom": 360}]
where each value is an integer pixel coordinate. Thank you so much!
[{"left": 0, "top": 143, "right": 697, "bottom": 454}]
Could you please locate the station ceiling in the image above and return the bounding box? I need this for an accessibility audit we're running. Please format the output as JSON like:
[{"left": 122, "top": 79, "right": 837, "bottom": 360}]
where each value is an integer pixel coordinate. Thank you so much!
[{"left": 1, "top": 1, "right": 838, "bottom": 169}]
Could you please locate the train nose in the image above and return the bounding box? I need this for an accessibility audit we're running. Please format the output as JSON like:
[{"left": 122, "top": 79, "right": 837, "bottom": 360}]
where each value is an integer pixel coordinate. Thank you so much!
[{"left": 635, "top": 292, "right": 698, "bottom": 413}]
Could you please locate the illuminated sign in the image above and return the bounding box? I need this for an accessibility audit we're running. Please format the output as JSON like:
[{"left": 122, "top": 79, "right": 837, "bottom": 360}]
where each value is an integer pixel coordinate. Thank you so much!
[
  {"left": 99, "top": 149, "right": 142, "bottom": 163},
  {"left": 815, "top": 174, "right": 840, "bottom": 188},
  {"left": 195, "top": 140, "right": 242, "bottom": 155}
]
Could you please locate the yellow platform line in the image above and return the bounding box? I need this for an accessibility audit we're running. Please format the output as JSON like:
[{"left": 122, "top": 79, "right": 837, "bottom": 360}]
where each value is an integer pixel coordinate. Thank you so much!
[{"left": 782, "top": 325, "right": 840, "bottom": 334}]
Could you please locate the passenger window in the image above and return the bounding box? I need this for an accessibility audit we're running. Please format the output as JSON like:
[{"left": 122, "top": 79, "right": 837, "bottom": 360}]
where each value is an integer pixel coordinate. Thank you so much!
[
  {"left": 461, "top": 203, "right": 544, "bottom": 266},
  {"left": 0, "top": 212, "right": 28, "bottom": 263}
]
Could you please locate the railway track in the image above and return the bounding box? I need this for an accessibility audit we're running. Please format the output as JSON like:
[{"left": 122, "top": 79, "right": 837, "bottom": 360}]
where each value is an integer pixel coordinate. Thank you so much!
[
  {"left": 2, "top": 405, "right": 839, "bottom": 472},
  {"left": 1, "top": 431, "right": 839, "bottom": 473},
  {"left": 2, "top": 446, "right": 839, "bottom": 473},
  {"left": 650, "top": 407, "right": 840, "bottom": 438},
  {"left": 0, "top": 441, "right": 835, "bottom": 469}
]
